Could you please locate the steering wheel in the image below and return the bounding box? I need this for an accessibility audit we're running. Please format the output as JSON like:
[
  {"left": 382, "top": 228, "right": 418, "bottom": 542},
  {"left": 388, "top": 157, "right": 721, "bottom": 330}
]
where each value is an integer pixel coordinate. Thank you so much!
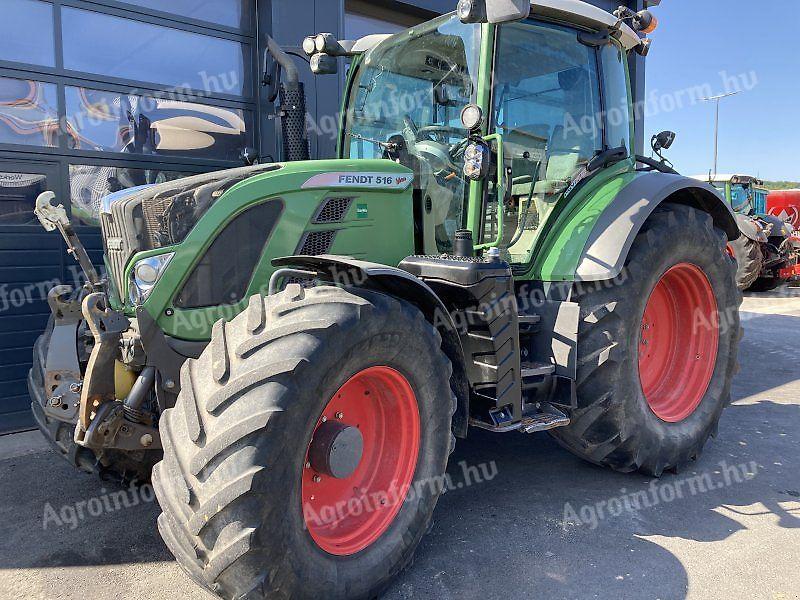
[{"left": 416, "top": 125, "right": 466, "bottom": 143}]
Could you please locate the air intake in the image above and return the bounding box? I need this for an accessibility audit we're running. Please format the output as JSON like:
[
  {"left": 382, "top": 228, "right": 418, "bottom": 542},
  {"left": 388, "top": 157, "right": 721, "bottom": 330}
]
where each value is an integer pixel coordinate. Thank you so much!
[
  {"left": 313, "top": 198, "right": 352, "bottom": 224},
  {"left": 297, "top": 230, "right": 337, "bottom": 256}
]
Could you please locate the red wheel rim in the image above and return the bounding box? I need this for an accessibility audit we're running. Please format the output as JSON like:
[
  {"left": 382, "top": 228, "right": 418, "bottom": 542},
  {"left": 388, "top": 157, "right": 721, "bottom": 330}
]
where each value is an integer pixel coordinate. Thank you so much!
[
  {"left": 638, "top": 263, "right": 720, "bottom": 423},
  {"left": 725, "top": 243, "right": 736, "bottom": 259},
  {"left": 301, "top": 366, "right": 420, "bottom": 556}
]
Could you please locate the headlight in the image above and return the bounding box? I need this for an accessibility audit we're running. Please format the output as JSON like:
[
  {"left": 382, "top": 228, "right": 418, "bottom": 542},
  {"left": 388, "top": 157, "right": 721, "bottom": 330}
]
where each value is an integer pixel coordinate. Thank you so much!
[
  {"left": 463, "top": 141, "right": 490, "bottom": 181},
  {"left": 129, "top": 253, "right": 174, "bottom": 305}
]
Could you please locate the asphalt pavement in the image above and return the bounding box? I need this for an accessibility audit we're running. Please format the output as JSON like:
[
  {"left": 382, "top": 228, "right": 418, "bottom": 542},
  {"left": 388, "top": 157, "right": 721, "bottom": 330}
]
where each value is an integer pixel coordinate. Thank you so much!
[{"left": 1, "top": 290, "right": 798, "bottom": 600}]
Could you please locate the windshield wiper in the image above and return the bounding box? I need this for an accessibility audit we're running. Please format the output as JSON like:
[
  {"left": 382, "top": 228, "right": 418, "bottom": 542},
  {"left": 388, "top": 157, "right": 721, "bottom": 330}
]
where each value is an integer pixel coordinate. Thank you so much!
[{"left": 347, "top": 132, "right": 398, "bottom": 152}]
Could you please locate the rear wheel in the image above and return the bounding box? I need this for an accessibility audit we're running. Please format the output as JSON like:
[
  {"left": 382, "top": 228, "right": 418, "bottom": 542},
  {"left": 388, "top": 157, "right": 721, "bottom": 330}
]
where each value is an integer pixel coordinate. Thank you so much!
[
  {"left": 550, "top": 205, "right": 742, "bottom": 475},
  {"left": 729, "top": 235, "right": 763, "bottom": 290},
  {"left": 153, "top": 285, "right": 455, "bottom": 600}
]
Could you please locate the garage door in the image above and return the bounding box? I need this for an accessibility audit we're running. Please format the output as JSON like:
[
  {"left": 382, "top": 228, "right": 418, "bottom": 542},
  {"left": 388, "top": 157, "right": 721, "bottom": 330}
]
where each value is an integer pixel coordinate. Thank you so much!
[{"left": 0, "top": 162, "right": 66, "bottom": 434}]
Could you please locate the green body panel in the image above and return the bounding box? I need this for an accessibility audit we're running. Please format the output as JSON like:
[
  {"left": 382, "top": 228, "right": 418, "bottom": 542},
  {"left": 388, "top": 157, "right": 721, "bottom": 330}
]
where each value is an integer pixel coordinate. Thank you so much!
[
  {"left": 130, "top": 159, "right": 414, "bottom": 341},
  {"left": 525, "top": 162, "right": 639, "bottom": 281}
]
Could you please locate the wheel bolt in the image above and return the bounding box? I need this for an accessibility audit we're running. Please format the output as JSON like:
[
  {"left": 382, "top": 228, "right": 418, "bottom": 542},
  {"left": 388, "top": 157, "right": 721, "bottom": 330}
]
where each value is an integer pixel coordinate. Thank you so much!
[
  {"left": 335, "top": 412, "right": 344, "bottom": 420},
  {"left": 305, "top": 462, "right": 311, "bottom": 469},
  {"left": 321, "top": 416, "right": 327, "bottom": 423},
  {"left": 313, "top": 475, "right": 322, "bottom": 483}
]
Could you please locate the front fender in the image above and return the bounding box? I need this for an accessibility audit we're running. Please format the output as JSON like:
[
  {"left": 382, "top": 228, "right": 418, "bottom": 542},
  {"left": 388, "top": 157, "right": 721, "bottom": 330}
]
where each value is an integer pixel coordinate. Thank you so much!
[
  {"left": 574, "top": 173, "right": 738, "bottom": 282},
  {"left": 736, "top": 213, "right": 768, "bottom": 243},
  {"left": 272, "top": 255, "right": 471, "bottom": 438}
]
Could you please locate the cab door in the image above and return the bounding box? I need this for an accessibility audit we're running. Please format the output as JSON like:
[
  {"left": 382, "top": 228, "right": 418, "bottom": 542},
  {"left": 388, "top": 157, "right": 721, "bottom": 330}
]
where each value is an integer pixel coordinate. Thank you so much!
[{"left": 478, "top": 19, "right": 607, "bottom": 265}]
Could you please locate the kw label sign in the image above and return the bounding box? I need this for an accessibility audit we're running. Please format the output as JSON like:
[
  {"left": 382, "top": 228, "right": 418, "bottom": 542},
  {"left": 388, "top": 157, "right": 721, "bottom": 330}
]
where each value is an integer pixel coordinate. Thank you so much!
[
  {"left": 301, "top": 172, "right": 412, "bottom": 191},
  {"left": 769, "top": 206, "right": 800, "bottom": 230}
]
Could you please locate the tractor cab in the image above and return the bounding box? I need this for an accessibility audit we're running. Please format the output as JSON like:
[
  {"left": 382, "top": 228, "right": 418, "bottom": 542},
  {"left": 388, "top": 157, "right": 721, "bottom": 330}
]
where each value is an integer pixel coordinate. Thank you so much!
[{"left": 702, "top": 173, "right": 769, "bottom": 215}]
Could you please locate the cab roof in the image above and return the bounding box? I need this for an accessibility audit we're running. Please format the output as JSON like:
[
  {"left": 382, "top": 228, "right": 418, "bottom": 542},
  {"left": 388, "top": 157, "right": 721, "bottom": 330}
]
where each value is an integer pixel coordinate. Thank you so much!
[
  {"left": 692, "top": 174, "right": 766, "bottom": 187},
  {"left": 350, "top": 0, "right": 643, "bottom": 53}
]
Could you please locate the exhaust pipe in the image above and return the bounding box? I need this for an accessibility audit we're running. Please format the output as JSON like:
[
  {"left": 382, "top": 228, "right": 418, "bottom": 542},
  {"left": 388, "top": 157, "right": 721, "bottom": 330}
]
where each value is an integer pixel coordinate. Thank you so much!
[{"left": 265, "top": 36, "right": 311, "bottom": 162}]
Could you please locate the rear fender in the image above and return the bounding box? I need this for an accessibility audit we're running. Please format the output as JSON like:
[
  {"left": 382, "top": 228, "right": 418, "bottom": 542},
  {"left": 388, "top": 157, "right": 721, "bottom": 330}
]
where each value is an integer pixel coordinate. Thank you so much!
[
  {"left": 272, "top": 255, "right": 470, "bottom": 438},
  {"left": 575, "top": 174, "right": 739, "bottom": 281}
]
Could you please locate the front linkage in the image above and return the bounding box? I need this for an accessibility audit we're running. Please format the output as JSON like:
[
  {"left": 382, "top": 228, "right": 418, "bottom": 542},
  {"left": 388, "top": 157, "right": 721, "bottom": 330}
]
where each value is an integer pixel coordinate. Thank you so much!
[{"left": 29, "top": 193, "right": 192, "bottom": 479}]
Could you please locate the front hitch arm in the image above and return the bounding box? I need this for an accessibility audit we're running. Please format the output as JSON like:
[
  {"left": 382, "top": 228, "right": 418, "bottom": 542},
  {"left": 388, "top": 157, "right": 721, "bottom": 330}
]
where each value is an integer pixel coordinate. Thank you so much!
[{"left": 35, "top": 191, "right": 102, "bottom": 291}]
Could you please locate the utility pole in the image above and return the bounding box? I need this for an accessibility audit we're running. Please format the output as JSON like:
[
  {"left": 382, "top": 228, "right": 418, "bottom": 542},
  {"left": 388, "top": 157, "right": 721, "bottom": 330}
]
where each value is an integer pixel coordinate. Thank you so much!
[{"left": 701, "top": 91, "right": 740, "bottom": 178}]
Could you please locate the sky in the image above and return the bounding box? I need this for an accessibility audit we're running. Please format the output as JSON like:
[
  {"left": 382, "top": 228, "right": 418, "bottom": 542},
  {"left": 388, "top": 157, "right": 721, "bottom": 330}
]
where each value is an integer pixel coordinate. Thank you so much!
[{"left": 644, "top": 0, "right": 800, "bottom": 181}]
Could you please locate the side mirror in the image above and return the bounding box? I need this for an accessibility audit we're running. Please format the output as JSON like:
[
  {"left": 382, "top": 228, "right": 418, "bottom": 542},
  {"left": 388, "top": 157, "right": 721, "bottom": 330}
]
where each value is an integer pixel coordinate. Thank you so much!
[
  {"left": 652, "top": 131, "right": 676, "bottom": 153},
  {"left": 310, "top": 53, "right": 338, "bottom": 75},
  {"left": 458, "top": 0, "right": 530, "bottom": 24}
]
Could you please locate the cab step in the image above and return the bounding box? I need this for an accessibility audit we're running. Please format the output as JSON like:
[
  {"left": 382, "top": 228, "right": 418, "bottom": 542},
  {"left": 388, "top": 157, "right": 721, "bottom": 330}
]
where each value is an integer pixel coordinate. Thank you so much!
[
  {"left": 519, "top": 408, "right": 570, "bottom": 433},
  {"left": 521, "top": 362, "right": 555, "bottom": 378}
]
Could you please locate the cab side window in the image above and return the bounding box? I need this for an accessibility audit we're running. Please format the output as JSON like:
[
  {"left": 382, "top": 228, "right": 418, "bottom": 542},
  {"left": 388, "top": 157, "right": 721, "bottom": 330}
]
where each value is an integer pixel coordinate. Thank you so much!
[
  {"left": 600, "top": 42, "right": 632, "bottom": 152},
  {"left": 488, "top": 21, "right": 603, "bottom": 264}
]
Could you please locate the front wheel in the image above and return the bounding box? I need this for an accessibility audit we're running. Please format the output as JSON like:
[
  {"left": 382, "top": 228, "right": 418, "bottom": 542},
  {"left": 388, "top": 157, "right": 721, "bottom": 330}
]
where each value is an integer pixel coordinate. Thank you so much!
[
  {"left": 729, "top": 235, "right": 763, "bottom": 290},
  {"left": 550, "top": 205, "right": 742, "bottom": 476},
  {"left": 153, "top": 285, "right": 455, "bottom": 600}
]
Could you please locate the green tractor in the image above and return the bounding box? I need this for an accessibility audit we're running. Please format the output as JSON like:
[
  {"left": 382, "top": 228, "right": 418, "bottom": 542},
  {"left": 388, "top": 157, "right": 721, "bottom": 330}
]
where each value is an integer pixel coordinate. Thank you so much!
[
  {"left": 695, "top": 173, "right": 799, "bottom": 291},
  {"left": 30, "top": 1, "right": 742, "bottom": 598}
]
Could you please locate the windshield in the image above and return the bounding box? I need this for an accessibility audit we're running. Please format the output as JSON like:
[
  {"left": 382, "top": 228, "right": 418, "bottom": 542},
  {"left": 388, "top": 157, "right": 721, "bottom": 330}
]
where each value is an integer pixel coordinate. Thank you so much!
[{"left": 343, "top": 15, "right": 482, "bottom": 253}]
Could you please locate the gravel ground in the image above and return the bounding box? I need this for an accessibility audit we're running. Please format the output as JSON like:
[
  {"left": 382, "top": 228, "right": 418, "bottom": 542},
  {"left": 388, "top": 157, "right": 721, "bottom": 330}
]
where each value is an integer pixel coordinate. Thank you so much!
[{"left": 1, "top": 290, "right": 798, "bottom": 600}]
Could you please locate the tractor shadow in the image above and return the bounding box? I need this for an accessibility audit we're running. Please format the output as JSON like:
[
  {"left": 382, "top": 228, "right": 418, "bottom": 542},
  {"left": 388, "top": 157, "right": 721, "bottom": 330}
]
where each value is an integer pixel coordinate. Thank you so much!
[{"left": 382, "top": 399, "right": 800, "bottom": 600}]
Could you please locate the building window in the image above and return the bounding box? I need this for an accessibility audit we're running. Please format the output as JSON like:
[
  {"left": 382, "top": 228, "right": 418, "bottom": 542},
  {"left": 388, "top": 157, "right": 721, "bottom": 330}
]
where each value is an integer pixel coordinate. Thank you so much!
[
  {"left": 0, "top": 171, "right": 48, "bottom": 225},
  {"left": 116, "top": 0, "right": 253, "bottom": 30},
  {"left": 344, "top": 1, "right": 424, "bottom": 39},
  {"left": 68, "top": 163, "right": 197, "bottom": 227},
  {"left": 61, "top": 7, "right": 250, "bottom": 96},
  {"left": 0, "top": 0, "right": 55, "bottom": 67},
  {"left": 0, "top": 77, "right": 59, "bottom": 148},
  {"left": 64, "top": 87, "right": 252, "bottom": 161}
]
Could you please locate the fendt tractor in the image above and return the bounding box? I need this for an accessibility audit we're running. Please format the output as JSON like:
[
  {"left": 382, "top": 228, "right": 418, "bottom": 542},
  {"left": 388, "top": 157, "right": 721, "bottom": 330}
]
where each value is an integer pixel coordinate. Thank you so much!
[
  {"left": 29, "top": 1, "right": 743, "bottom": 598},
  {"left": 695, "top": 173, "right": 800, "bottom": 291}
]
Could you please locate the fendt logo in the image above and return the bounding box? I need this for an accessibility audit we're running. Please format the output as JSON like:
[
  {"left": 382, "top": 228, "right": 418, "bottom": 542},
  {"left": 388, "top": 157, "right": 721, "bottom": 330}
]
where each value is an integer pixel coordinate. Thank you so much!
[{"left": 302, "top": 172, "right": 413, "bottom": 191}]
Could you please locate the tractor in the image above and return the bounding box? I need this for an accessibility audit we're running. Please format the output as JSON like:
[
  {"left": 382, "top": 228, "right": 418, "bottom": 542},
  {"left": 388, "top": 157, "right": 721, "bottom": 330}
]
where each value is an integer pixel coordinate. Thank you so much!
[
  {"left": 30, "top": 1, "right": 743, "bottom": 598},
  {"left": 695, "top": 173, "right": 800, "bottom": 290}
]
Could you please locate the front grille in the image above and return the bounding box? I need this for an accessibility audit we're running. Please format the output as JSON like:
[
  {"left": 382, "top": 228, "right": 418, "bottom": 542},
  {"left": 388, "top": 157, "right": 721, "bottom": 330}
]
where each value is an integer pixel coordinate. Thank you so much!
[
  {"left": 313, "top": 198, "right": 352, "bottom": 224},
  {"left": 297, "top": 230, "right": 337, "bottom": 256},
  {"left": 100, "top": 211, "right": 130, "bottom": 300}
]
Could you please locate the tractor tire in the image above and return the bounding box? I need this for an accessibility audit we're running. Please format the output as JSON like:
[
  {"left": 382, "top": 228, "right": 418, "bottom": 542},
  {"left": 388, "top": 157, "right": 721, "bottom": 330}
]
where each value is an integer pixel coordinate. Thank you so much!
[
  {"left": 29, "top": 317, "right": 159, "bottom": 485},
  {"left": 729, "top": 235, "right": 763, "bottom": 291},
  {"left": 153, "top": 285, "right": 456, "bottom": 600},
  {"left": 550, "top": 205, "right": 742, "bottom": 476}
]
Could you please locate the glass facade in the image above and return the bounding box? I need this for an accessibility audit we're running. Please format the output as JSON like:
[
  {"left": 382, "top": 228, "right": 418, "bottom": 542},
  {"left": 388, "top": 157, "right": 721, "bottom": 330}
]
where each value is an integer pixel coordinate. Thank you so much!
[
  {"left": 0, "top": 77, "right": 59, "bottom": 148},
  {"left": 0, "top": 0, "right": 56, "bottom": 67},
  {"left": 118, "top": 0, "right": 252, "bottom": 30},
  {"left": 64, "top": 87, "right": 252, "bottom": 161},
  {"left": 0, "top": 170, "right": 48, "bottom": 225},
  {"left": 62, "top": 8, "right": 249, "bottom": 95},
  {"left": 0, "top": 0, "right": 259, "bottom": 231}
]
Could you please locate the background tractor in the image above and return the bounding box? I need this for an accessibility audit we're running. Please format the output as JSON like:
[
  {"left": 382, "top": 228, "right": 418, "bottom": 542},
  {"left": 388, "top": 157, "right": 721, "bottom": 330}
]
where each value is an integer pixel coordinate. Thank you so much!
[
  {"left": 30, "top": 1, "right": 743, "bottom": 598},
  {"left": 696, "top": 173, "right": 800, "bottom": 290}
]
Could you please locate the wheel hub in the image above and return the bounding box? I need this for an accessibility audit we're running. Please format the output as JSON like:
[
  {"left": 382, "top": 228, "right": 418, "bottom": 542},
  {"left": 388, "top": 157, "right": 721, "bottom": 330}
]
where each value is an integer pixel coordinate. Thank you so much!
[
  {"left": 308, "top": 421, "right": 364, "bottom": 479},
  {"left": 301, "top": 366, "right": 420, "bottom": 556},
  {"left": 638, "top": 262, "right": 720, "bottom": 423}
]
